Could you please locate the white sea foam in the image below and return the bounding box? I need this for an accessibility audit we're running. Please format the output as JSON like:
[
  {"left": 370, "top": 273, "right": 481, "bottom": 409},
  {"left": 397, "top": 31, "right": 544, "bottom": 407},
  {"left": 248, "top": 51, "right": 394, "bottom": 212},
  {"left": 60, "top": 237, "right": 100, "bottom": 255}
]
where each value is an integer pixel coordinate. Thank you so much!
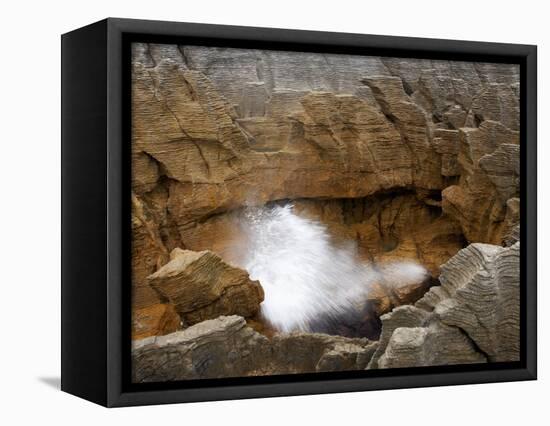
[{"left": 236, "top": 204, "right": 428, "bottom": 333}]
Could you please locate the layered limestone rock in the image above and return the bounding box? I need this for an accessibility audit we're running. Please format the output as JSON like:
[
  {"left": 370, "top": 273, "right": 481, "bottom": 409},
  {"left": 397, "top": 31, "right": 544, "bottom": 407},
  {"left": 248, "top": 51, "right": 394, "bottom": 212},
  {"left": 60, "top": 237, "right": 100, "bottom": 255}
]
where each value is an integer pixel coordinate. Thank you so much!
[
  {"left": 377, "top": 322, "right": 486, "bottom": 368},
  {"left": 425, "top": 242, "right": 521, "bottom": 362},
  {"left": 367, "top": 305, "right": 431, "bottom": 369},
  {"left": 368, "top": 242, "right": 520, "bottom": 368},
  {"left": 130, "top": 43, "right": 521, "bottom": 345},
  {"left": 147, "top": 249, "right": 264, "bottom": 326},
  {"left": 442, "top": 122, "right": 519, "bottom": 245},
  {"left": 132, "top": 315, "right": 377, "bottom": 382}
]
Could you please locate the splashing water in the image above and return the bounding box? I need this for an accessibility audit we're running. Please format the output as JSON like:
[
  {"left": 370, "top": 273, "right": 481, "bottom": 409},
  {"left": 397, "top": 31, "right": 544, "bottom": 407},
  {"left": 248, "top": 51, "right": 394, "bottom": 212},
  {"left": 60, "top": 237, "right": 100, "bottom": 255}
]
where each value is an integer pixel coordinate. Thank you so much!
[{"left": 236, "top": 204, "right": 428, "bottom": 333}]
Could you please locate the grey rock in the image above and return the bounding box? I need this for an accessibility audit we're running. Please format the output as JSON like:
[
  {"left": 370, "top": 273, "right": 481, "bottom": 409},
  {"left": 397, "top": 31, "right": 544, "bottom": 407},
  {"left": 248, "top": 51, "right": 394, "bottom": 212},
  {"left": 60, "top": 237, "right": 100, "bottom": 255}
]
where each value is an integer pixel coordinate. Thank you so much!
[
  {"left": 377, "top": 322, "right": 486, "bottom": 368},
  {"left": 504, "top": 224, "right": 520, "bottom": 247},
  {"left": 367, "top": 305, "right": 430, "bottom": 369},
  {"left": 370, "top": 242, "right": 520, "bottom": 368},
  {"left": 433, "top": 243, "right": 520, "bottom": 362},
  {"left": 132, "top": 316, "right": 376, "bottom": 382},
  {"left": 479, "top": 143, "right": 520, "bottom": 202}
]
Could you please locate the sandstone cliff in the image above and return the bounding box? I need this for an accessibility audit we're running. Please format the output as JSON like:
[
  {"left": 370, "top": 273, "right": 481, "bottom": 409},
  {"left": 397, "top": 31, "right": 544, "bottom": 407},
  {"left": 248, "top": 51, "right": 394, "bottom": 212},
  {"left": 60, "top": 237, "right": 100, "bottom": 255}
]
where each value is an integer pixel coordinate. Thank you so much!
[
  {"left": 131, "top": 43, "right": 520, "bottom": 319},
  {"left": 130, "top": 42, "right": 521, "bottom": 376}
]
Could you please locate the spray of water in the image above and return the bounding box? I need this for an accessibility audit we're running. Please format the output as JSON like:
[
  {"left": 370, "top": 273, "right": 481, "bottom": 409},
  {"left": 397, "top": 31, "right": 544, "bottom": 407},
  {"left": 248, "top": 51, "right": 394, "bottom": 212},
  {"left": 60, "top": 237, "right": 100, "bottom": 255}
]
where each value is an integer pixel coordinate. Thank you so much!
[{"left": 236, "top": 204, "right": 428, "bottom": 333}]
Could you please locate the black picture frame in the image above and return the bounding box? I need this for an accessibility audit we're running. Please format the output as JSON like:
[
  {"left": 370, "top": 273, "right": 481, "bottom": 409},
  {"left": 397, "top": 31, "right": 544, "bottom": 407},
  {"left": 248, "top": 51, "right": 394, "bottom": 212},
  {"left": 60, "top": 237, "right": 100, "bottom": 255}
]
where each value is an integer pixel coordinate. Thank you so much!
[{"left": 61, "top": 17, "right": 537, "bottom": 407}]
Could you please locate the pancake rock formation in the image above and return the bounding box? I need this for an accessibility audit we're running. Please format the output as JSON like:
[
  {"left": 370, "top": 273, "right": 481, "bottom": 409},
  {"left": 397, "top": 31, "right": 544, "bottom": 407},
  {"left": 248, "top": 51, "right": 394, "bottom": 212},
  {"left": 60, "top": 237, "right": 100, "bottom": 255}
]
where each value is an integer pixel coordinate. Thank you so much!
[
  {"left": 130, "top": 44, "right": 520, "bottom": 315},
  {"left": 368, "top": 242, "right": 520, "bottom": 368},
  {"left": 130, "top": 44, "right": 521, "bottom": 375}
]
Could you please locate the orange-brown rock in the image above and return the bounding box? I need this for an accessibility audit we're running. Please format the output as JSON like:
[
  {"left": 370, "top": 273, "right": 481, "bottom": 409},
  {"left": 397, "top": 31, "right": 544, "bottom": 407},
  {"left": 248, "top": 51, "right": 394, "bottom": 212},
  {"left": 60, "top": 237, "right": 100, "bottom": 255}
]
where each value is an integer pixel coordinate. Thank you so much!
[
  {"left": 365, "top": 266, "right": 432, "bottom": 318},
  {"left": 132, "top": 303, "right": 181, "bottom": 340},
  {"left": 292, "top": 194, "right": 465, "bottom": 278},
  {"left": 131, "top": 193, "right": 169, "bottom": 308},
  {"left": 147, "top": 248, "right": 264, "bottom": 326},
  {"left": 131, "top": 45, "right": 519, "bottom": 262},
  {"left": 130, "top": 43, "right": 521, "bottom": 337}
]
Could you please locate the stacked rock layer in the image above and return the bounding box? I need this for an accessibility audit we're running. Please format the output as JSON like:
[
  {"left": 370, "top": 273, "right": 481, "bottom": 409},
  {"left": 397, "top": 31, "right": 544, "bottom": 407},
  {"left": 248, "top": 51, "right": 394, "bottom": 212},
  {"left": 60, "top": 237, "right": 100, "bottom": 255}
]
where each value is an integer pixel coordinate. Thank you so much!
[{"left": 130, "top": 43, "right": 521, "bottom": 380}]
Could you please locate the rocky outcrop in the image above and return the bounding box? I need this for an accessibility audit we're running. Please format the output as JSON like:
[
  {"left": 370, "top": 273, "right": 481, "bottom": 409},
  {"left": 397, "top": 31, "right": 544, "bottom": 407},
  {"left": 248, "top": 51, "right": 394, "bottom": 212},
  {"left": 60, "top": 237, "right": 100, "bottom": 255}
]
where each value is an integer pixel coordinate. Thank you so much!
[
  {"left": 377, "top": 322, "right": 486, "bottom": 368},
  {"left": 131, "top": 193, "right": 170, "bottom": 309},
  {"left": 130, "top": 41, "right": 521, "bottom": 376},
  {"left": 424, "top": 242, "right": 520, "bottom": 362},
  {"left": 130, "top": 43, "right": 520, "bottom": 311},
  {"left": 442, "top": 121, "right": 519, "bottom": 245},
  {"left": 132, "top": 315, "right": 377, "bottom": 382},
  {"left": 367, "top": 305, "right": 431, "bottom": 369},
  {"left": 132, "top": 303, "right": 182, "bottom": 340},
  {"left": 147, "top": 248, "right": 264, "bottom": 326},
  {"left": 134, "top": 237, "right": 520, "bottom": 378},
  {"left": 368, "top": 242, "right": 520, "bottom": 368}
]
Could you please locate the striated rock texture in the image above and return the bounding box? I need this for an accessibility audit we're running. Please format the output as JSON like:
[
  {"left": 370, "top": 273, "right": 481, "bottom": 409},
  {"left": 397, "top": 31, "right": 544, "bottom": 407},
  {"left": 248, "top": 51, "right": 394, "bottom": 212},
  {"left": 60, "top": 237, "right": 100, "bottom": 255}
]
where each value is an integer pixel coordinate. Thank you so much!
[
  {"left": 132, "top": 315, "right": 377, "bottom": 382},
  {"left": 368, "top": 242, "right": 520, "bottom": 368},
  {"left": 147, "top": 248, "right": 264, "bottom": 326},
  {"left": 133, "top": 240, "right": 519, "bottom": 379},
  {"left": 377, "top": 323, "right": 486, "bottom": 369},
  {"left": 131, "top": 43, "right": 520, "bottom": 311}
]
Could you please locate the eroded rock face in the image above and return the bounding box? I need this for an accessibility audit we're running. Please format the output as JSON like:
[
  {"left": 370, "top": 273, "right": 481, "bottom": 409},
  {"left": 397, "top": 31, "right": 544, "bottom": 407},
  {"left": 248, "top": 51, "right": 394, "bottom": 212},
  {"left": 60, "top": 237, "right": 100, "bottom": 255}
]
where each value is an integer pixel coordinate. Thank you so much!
[
  {"left": 147, "top": 249, "right": 264, "bottom": 326},
  {"left": 131, "top": 44, "right": 520, "bottom": 312},
  {"left": 132, "top": 303, "right": 182, "bottom": 340},
  {"left": 377, "top": 323, "right": 486, "bottom": 368},
  {"left": 429, "top": 243, "right": 520, "bottom": 362},
  {"left": 368, "top": 242, "right": 520, "bottom": 368},
  {"left": 132, "top": 315, "right": 377, "bottom": 382},
  {"left": 442, "top": 122, "right": 519, "bottom": 245},
  {"left": 367, "top": 305, "right": 431, "bottom": 369}
]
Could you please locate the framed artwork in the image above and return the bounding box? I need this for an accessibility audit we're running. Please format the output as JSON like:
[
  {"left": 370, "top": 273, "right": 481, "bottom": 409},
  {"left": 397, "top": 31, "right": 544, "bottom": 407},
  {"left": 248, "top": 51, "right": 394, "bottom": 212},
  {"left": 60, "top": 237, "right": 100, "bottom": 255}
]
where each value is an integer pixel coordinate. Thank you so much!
[{"left": 61, "top": 18, "right": 537, "bottom": 407}]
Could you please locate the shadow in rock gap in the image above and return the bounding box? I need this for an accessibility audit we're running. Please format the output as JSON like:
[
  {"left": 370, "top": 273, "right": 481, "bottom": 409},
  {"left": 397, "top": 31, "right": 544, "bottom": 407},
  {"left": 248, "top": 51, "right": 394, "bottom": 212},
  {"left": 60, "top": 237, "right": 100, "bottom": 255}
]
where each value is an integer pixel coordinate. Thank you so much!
[{"left": 308, "top": 303, "right": 382, "bottom": 340}]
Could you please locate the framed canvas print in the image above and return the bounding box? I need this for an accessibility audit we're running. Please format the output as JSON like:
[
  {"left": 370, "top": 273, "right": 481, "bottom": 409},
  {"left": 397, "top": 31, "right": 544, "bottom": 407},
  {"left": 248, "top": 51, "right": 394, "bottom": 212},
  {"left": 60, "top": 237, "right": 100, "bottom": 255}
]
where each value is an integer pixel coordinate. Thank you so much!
[{"left": 61, "top": 18, "right": 537, "bottom": 407}]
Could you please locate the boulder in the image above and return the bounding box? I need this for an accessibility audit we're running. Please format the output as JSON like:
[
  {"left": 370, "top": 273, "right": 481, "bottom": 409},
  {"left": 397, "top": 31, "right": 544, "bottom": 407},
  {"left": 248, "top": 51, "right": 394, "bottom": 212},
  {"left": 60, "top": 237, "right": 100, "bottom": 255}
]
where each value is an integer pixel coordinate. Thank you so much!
[
  {"left": 132, "top": 315, "right": 377, "bottom": 382},
  {"left": 147, "top": 249, "right": 264, "bottom": 326}
]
